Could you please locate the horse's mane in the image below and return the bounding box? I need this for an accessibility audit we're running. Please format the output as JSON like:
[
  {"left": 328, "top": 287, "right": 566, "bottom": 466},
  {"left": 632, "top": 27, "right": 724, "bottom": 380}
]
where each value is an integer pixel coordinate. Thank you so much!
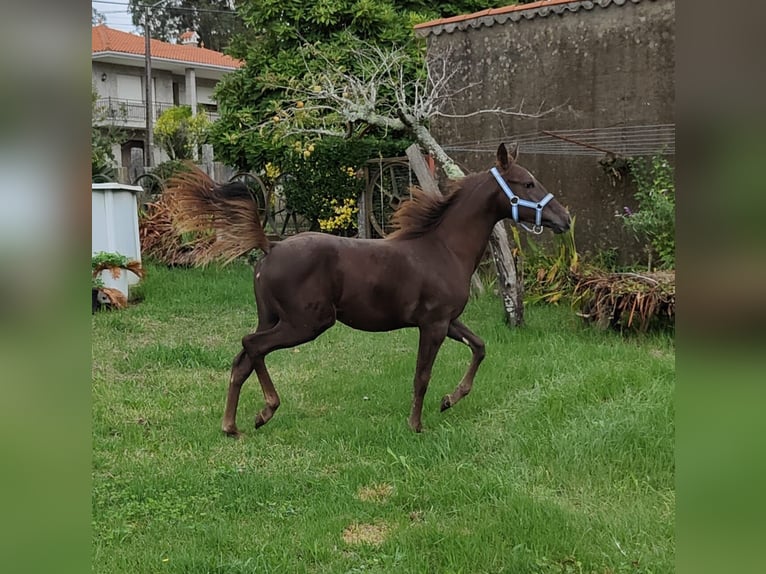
[{"left": 386, "top": 177, "right": 472, "bottom": 240}]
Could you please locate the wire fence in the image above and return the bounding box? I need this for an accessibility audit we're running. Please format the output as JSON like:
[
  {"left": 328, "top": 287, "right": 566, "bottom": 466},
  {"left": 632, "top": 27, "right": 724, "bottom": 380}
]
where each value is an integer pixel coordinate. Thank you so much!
[{"left": 443, "top": 124, "right": 675, "bottom": 157}]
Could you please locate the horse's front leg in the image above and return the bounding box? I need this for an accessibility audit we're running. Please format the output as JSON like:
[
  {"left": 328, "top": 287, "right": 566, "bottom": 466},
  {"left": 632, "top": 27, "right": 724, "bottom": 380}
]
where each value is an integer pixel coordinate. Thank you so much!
[
  {"left": 440, "top": 319, "right": 486, "bottom": 413},
  {"left": 409, "top": 322, "right": 449, "bottom": 432}
]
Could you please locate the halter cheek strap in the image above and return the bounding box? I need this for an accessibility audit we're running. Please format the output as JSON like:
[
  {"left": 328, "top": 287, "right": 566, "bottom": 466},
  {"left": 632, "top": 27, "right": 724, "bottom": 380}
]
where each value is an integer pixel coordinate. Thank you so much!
[{"left": 490, "top": 167, "right": 554, "bottom": 235}]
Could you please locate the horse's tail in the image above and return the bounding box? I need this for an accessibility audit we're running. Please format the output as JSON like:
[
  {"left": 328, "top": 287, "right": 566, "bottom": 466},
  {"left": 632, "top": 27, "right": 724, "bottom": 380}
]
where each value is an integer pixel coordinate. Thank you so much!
[{"left": 166, "top": 164, "right": 273, "bottom": 265}]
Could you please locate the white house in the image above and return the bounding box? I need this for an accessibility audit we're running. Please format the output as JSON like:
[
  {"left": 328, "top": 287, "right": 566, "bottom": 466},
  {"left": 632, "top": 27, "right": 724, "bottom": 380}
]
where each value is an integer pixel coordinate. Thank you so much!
[{"left": 91, "top": 24, "right": 242, "bottom": 170}]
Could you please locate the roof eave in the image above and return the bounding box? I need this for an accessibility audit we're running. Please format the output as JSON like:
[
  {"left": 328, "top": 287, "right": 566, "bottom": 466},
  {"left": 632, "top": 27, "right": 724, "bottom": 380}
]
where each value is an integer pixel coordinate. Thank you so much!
[{"left": 92, "top": 51, "right": 240, "bottom": 73}]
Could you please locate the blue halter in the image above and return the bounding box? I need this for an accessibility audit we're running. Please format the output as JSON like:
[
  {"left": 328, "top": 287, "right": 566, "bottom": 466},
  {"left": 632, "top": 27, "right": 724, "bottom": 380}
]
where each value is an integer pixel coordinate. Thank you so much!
[{"left": 490, "top": 167, "right": 554, "bottom": 235}]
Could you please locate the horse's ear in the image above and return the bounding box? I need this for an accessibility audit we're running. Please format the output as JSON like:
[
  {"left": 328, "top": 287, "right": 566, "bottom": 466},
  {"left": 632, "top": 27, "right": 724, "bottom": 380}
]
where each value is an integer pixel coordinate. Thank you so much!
[
  {"left": 508, "top": 143, "right": 519, "bottom": 163},
  {"left": 496, "top": 143, "right": 509, "bottom": 170}
]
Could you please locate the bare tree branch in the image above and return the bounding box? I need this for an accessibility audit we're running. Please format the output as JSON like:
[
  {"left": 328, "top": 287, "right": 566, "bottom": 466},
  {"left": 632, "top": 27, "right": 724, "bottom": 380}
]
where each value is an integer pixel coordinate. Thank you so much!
[{"left": 255, "top": 37, "right": 562, "bottom": 181}]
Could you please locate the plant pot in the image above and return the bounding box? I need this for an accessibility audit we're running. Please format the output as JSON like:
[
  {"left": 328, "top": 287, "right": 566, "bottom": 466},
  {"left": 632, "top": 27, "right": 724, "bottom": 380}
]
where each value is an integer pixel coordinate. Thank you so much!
[{"left": 99, "top": 267, "right": 129, "bottom": 299}]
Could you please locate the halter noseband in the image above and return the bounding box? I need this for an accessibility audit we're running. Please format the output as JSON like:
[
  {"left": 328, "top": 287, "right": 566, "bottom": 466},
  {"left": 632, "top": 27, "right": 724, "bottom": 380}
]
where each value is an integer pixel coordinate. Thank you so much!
[{"left": 490, "top": 167, "right": 554, "bottom": 235}]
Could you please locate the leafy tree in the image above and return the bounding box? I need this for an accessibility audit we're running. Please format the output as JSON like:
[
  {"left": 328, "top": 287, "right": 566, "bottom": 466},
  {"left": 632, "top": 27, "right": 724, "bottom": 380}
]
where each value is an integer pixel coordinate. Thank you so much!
[
  {"left": 128, "top": 0, "right": 246, "bottom": 51},
  {"left": 210, "top": 0, "right": 509, "bottom": 171},
  {"left": 154, "top": 105, "right": 211, "bottom": 160},
  {"left": 92, "top": 88, "right": 127, "bottom": 181}
]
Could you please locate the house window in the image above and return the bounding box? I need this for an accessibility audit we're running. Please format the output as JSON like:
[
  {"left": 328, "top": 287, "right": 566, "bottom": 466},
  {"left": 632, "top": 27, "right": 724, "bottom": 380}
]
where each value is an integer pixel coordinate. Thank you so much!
[
  {"left": 116, "top": 74, "right": 143, "bottom": 102},
  {"left": 196, "top": 85, "right": 215, "bottom": 105}
]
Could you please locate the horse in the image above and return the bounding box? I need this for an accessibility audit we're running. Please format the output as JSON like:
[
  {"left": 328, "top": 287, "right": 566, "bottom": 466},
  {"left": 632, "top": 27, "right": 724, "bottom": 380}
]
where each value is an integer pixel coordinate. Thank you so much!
[{"left": 167, "top": 143, "right": 571, "bottom": 436}]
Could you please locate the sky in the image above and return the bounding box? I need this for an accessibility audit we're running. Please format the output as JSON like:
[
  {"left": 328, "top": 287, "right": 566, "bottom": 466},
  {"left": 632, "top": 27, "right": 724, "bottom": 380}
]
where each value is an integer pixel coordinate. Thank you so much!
[{"left": 92, "top": 0, "right": 138, "bottom": 33}]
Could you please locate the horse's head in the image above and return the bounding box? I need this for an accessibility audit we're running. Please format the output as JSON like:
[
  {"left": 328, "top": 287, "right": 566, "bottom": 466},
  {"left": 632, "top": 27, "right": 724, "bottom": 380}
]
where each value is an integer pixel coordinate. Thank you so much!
[{"left": 491, "top": 143, "right": 571, "bottom": 234}]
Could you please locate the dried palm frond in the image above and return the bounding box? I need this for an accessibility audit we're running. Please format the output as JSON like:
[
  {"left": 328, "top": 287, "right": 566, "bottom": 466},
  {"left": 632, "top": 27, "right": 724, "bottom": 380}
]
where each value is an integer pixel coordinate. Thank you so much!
[
  {"left": 93, "top": 287, "right": 128, "bottom": 310},
  {"left": 91, "top": 260, "right": 146, "bottom": 280},
  {"left": 139, "top": 194, "right": 215, "bottom": 266},
  {"left": 572, "top": 270, "right": 675, "bottom": 332}
]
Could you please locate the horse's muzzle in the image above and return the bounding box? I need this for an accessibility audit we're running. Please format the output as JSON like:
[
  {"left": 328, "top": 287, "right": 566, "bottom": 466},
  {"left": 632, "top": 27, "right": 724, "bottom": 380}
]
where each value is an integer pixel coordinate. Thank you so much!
[{"left": 552, "top": 215, "right": 572, "bottom": 234}]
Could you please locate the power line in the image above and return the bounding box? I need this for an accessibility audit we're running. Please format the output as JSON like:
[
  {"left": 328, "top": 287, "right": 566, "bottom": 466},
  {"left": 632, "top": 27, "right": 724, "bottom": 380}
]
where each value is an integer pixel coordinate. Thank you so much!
[{"left": 95, "top": 1, "right": 241, "bottom": 15}]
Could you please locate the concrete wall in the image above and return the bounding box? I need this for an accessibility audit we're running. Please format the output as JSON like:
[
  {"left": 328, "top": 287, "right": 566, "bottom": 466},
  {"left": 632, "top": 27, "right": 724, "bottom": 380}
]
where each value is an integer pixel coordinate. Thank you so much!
[{"left": 422, "top": 0, "right": 675, "bottom": 263}]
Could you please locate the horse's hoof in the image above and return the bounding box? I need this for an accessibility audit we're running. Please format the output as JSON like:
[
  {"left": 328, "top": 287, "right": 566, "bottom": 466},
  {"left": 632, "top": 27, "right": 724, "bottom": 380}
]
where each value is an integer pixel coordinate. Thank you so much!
[
  {"left": 408, "top": 419, "right": 423, "bottom": 433},
  {"left": 254, "top": 414, "right": 266, "bottom": 429},
  {"left": 440, "top": 396, "right": 452, "bottom": 412},
  {"left": 222, "top": 426, "right": 242, "bottom": 438}
]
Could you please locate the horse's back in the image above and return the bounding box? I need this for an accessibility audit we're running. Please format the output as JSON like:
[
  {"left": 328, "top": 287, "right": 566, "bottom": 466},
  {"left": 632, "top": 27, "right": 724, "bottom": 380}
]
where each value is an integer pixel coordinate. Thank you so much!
[
  {"left": 254, "top": 233, "right": 419, "bottom": 330},
  {"left": 254, "top": 232, "right": 467, "bottom": 331}
]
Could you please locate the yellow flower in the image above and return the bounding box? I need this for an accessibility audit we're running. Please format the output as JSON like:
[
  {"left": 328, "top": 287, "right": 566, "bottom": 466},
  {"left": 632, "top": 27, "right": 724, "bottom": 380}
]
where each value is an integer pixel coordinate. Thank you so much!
[{"left": 264, "top": 162, "right": 281, "bottom": 179}]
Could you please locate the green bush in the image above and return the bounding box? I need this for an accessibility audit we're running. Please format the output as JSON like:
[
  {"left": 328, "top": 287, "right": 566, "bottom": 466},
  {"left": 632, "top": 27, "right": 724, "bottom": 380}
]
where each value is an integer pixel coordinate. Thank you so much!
[
  {"left": 620, "top": 156, "right": 675, "bottom": 269},
  {"left": 273, "top": 135, "right": 413, "bottom": 231},
  {"left": 154, "top": 106, "right": 211, "bottom": 160},
  {"left": 92, "top": 88, "right": 126, "bottom": 182}
]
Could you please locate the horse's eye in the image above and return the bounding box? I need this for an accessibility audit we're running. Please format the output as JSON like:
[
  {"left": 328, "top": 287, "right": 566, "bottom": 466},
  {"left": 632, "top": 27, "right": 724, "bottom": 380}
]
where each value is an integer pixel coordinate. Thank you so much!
[{"left": 525, "top": 182, "right": 535, "bottom": 189}]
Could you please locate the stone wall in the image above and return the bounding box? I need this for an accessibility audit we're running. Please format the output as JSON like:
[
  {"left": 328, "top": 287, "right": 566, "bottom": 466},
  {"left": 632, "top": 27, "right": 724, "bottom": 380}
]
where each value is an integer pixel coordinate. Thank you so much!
[{"left": 419, "top": 0, "right": 675, "bottom": 264}]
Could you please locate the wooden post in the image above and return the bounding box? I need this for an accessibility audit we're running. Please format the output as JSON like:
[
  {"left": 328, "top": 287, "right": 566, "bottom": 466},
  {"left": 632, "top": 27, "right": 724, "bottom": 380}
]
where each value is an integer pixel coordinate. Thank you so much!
[
  {"left": 357, "top": 190, "right": 368, "bottom": 238},
  {"left": 405, "top": 144, "right": 440, "bottom": 196},
  {"left": 201, "top": 144, "right": 214, "bottom": 177},
  {"left": 488, "top": 222, "right": 524, "bottom": 326},
  {"left": 129, "top": 147, "right": 145, "bottom": 183}
]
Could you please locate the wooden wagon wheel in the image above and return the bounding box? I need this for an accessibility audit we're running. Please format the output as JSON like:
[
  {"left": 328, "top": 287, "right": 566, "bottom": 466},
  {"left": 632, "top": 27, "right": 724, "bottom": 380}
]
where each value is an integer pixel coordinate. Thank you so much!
[
  {"left": 227, "top": 171, "right": 274, "bottom": 236},
  {"left": 366, "top": 159, "right": 413, "bottom": 238}
]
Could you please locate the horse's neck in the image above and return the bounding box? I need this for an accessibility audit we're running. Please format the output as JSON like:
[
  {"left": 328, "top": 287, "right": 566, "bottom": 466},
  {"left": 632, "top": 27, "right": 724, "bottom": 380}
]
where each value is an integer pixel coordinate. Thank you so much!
[{"left": 434, "top": 178, "right": 503, "bottom": 276}]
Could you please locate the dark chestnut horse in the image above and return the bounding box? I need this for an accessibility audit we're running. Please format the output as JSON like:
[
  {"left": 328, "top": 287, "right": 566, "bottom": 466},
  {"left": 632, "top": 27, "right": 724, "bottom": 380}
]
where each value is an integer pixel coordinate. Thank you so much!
[{"left": 168, "top": 144, "right": 571, "bottom": 435}]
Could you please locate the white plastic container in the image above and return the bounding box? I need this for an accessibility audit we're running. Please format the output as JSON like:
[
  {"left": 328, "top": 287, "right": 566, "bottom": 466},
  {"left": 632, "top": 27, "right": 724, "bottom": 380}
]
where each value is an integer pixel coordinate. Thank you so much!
[{"left": 92, "top": 183, "right": 144, "bottom": 296}]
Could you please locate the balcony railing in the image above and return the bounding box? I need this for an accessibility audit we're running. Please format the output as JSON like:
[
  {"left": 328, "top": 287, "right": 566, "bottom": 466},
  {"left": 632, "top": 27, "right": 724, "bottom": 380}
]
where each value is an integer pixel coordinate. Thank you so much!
[{"left": 94, "top": 97, "right": 220, "bottom": 126}]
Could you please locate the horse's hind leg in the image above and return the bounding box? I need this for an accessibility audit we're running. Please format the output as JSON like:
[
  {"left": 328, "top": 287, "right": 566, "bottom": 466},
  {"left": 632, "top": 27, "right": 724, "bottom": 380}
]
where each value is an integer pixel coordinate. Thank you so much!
[
  {"left": 440, "top": 320, "right": 486, "bottom": 413},
  {"left": 222, "top": 350, "right": 254, "bottom": 437},
  {"left": 252, "top": 356, "right": 279, "bottom": 429},
  {"left": 243, "top": 314, "right": 335, "bottom": 430}
]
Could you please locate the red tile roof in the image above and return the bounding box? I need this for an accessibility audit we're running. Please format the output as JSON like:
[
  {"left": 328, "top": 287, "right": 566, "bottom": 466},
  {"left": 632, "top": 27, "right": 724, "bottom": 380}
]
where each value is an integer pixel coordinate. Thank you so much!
[
  {"left": 415, "top": 0, "right": 584, "bottom": 30},
  {"left": 92, "top": 25, "right": 242, "bottom": 69}
]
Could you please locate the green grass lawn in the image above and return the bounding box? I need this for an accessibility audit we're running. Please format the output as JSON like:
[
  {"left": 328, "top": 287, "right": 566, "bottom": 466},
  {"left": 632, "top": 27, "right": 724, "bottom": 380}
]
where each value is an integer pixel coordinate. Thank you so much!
[{"left": 92, "top": 261, "right": 674, "bottom": 573}]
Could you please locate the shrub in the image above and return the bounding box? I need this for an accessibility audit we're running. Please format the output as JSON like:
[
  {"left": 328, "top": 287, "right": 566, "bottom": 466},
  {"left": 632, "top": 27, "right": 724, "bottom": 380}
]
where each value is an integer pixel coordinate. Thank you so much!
[
  {"left": 273, "top": 136, "right": 412, "bottom": 232},
  {"left": 512, "top": 219, "right": 580, "bottom": 305},
  {"left": 154, "top": 106, "right": 211, "bottom": 160},
  {"left": 619, "top": 156, "right": 675, "bottom": 269},
  {"left": 92, "top": 88, "right": 126, "bottom": 182}
]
